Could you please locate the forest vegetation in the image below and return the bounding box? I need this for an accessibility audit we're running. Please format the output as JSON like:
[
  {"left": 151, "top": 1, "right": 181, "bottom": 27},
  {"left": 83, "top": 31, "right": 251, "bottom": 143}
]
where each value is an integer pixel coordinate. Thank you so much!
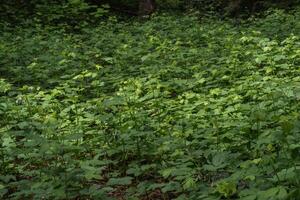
[{"left": 1, "top": 0, "right": 300, "bottom": 199}]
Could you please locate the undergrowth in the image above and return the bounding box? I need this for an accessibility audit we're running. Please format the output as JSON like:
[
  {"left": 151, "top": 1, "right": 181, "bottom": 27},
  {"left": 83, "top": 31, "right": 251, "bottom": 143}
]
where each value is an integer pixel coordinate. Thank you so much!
[{"left": 1, "top": 9, "right": 300, "bottom": 200}]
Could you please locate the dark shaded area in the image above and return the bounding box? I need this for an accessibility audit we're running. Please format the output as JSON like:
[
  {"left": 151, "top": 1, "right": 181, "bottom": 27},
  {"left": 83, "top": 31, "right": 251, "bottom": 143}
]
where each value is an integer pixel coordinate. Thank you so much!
[{"left": 1, "top": 0, "right": 299, "bottom": 23}]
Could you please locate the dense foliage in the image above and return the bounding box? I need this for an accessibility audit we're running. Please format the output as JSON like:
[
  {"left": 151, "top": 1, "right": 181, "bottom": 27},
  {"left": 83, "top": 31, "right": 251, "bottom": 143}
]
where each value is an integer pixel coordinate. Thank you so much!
[
  {"left": 1, "top": 3, "right": 300, "bottom": 200},
  {"left": 1, "top": 0, "right": 298, "bottom": 21}
]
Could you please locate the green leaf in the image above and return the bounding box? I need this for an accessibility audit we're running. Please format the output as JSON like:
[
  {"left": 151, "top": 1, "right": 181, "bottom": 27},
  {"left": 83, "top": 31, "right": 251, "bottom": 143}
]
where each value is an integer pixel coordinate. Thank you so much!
[
  {"left": 107, "top": 177, "right": 133, "bottom": 186},
  {"left": 258, "top": 187, "right": 288, "bottom": 200},
  {"left": 216, "top": 181, "right": 237, "bottom": 198},
  {"left": 162, "top": 181, "right": 181, "bottom": 193}
]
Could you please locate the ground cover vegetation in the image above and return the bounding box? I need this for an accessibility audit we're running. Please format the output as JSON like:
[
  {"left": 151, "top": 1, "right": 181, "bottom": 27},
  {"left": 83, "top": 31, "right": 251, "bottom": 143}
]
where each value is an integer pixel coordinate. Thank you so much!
[{"left": 1, "top": 1, "right": 300, "bottom": 199}]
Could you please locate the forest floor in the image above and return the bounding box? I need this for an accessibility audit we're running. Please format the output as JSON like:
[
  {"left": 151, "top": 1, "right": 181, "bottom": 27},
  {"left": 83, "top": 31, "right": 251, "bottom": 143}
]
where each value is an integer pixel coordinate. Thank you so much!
[{"left": 1, "top": 10, "right": 300, "bottom": 199}]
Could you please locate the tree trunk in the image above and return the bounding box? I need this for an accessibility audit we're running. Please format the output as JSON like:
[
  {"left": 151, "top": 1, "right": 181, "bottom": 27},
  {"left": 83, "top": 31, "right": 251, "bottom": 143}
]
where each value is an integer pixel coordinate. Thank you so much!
[{"left": 138, "top": 0, "right": 156, "bottom": 16}]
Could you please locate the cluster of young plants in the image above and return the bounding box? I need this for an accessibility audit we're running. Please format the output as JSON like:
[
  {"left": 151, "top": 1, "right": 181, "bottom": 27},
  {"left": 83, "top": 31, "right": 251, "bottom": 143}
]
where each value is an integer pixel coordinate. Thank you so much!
[
  {"left": 0, "top": 0, "right": 109, "bottom": 27},
  {"left": 1, "top": 8, "right": 300, "bottom": 200}
]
